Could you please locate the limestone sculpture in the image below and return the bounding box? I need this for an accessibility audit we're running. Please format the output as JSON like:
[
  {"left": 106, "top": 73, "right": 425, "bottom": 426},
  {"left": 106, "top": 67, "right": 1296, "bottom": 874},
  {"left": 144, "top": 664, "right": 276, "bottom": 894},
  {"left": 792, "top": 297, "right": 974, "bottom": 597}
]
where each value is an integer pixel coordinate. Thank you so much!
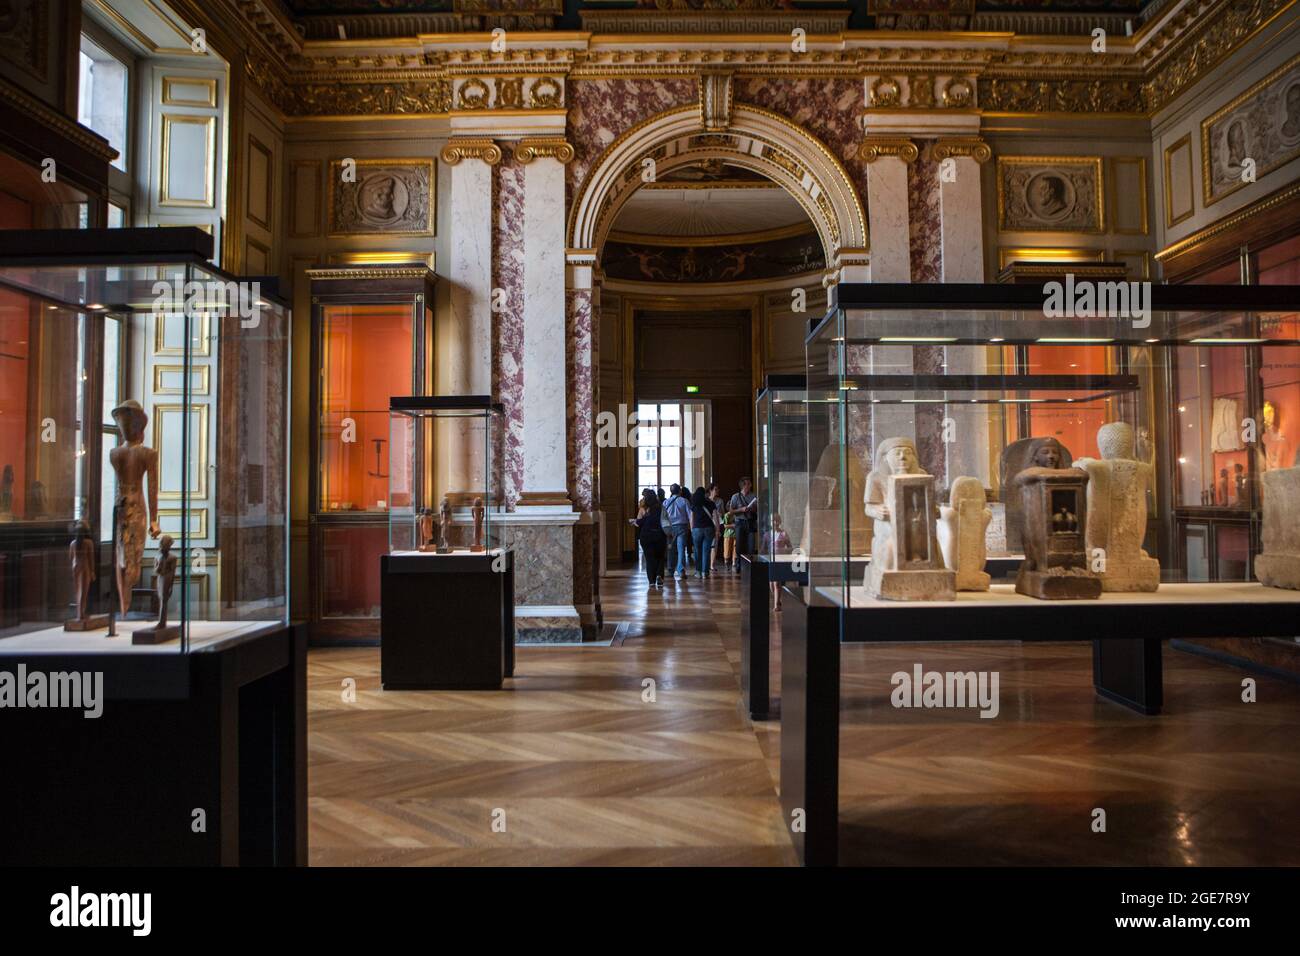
[
  {"left": 863, "top": 437, "right": 955, "bottom": 601},
  {"left": 1000, "top": 437, "right": 1072, "bottom": 555},
  {"left": 1257, "top": 465, "right": 1300, "bottom": 589},
  {"left": 937, "top": 476, "right": 992, "bottom": 591},
  {"left": 1073, "top": 422, "right": 1160, "bottom": 591}
]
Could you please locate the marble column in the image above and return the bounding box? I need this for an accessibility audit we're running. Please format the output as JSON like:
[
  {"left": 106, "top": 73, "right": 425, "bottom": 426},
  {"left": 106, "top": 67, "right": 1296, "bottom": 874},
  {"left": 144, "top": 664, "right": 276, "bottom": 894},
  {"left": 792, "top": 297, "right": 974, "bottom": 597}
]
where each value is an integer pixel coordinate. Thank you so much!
[
  {"left": 935, "top": 137, "right": 992, "bottom": 486},
  {"left": 439, "top": 137, "right": 499, "bottom": 498},
  {"left": 518, "top": 140, "right": 572, "bottom": 508},
  {"left": 856, "top": 138, "right": 917, "bottom": 459}
]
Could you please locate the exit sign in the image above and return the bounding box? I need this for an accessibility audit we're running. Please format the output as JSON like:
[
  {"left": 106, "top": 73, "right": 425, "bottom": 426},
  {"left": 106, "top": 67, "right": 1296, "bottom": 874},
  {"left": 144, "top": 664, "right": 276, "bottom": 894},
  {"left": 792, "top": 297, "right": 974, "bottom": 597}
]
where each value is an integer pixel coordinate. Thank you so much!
[{"left": 685, "top": 385, "right": 700, "bottom": 393}]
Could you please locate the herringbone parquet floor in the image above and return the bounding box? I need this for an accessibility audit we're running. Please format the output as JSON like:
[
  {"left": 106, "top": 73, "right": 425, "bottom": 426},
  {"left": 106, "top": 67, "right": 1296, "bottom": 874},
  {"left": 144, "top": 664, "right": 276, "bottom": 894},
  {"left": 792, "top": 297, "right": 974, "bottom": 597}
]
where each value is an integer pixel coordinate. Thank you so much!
[{"left": 308, "top": 564, "right": 1300, "bottom": 866}]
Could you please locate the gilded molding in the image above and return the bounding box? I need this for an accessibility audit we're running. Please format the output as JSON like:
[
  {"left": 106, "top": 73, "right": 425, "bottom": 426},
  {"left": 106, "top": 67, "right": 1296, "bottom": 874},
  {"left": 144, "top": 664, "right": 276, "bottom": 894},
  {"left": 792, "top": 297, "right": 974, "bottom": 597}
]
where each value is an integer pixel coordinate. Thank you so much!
[
  {"left": 306, "top": 267, "right": 433, "bottom": 280},
  {"left": 979, "top": 76, "right": 1144, "bottom": 114},
  {"left": 1154, "top": 180, "right": 1300, "bottom": 261},
  {"left": 858, "top": 137, "right": 919, "bottom": 164},
  {"left": 870, "top": 75, "right": 903, "bottom": 108},
  {"left": 933, "top": 137, "right": 992, "bottom": 164},
  {"left": 1142, "top": 0, "right": 1295, "bottom": 114},
  {"left": 440, "top": 138, "right": 502, "bottom": 166},
  {"left": 515, "top": 137, "right": 575, "bottom": 164},
  {"left": 0, "top": 78, "right": 119, "bottom": 163}
]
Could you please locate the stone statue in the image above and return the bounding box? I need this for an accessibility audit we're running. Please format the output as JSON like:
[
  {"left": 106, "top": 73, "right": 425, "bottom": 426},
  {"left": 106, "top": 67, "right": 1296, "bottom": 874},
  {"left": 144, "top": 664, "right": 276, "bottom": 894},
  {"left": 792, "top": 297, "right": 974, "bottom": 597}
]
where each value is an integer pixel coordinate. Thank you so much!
[
  {"left": 863, "top": 437, "right": 954, "bottom": 601},
  {"left": 133, "top": 534, "right": 180, "bottom": 644},
  {"left": 437, "top": 495, "right": 453, "bottom": 554},
  {"left": 937, "top": 476, "right": 992, "bottom": 591},
  {"left": 1012, "top": 459, "right": 1101, "bottom": 600},
  {"left": 471, "top": 496, "right": 485, "bottom": 552},
  {"left": 418, "top": 508, "right": 435, "bottom": 552},
  {"left": 1000, "top": 437, "right": 1072, "bottom": 555},
  {"left": 1073, "top": 422, "right": 1160, "bottom": 591},
  {"left": 1257, "top": 465, "right": 1300, "bottom": 589},
  {"left": 63, "top": 520, "right": 110, "bottom": 631},
  {"left": 109, "top": 400, "right": 160, "bottom": 615},
  {"left": 1262, "top": 401, "right": 1293, "bottom": 471}
]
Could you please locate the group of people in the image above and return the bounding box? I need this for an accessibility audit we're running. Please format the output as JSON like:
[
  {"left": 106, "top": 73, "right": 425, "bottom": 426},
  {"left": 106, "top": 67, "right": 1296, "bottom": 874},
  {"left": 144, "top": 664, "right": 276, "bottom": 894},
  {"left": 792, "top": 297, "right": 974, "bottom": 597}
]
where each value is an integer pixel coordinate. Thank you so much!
[{"left": 632, "top": 479, "right": 757, "bottom": 589}]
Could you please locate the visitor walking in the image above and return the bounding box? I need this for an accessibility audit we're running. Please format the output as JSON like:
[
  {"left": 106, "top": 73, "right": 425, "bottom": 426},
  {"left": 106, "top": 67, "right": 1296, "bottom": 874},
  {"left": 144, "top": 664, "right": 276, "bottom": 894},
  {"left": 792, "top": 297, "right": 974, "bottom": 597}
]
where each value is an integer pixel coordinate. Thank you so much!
[
  {"left": 662, "top": 483, "right": 692, "bottom": 581},
  {"left": 634, "top": 488, "right": 666, "bottom": 589},
  {"left": 729, "top": 476, "right": 758, "bottom": 573},
  {"left": 689, "top": 486, "right": 716, "bottom": 578}
]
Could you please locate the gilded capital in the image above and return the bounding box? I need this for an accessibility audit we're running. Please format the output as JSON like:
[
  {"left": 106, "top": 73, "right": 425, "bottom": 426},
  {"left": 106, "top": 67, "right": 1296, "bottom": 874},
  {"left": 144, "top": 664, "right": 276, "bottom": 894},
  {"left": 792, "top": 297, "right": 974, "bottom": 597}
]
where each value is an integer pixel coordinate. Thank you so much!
[
  {"left": 858, "top": 137, "right": 918, "bottom": 163},
  {"left": 515, "top": 137, "right": 575, "bottom": 165},
  {"left": 932, "top": 137, "right": 992, "bottom": 164},
  {"left": 440, "top": 138, "right": 503, "bottom": 166}
]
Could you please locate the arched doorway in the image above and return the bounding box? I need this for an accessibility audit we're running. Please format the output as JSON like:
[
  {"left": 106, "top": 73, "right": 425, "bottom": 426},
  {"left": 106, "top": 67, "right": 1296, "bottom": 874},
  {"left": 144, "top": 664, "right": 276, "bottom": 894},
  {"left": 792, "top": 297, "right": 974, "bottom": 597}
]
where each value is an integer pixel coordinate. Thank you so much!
[{"left": 569, "top": 100, "right": 869, "bottom": 559}]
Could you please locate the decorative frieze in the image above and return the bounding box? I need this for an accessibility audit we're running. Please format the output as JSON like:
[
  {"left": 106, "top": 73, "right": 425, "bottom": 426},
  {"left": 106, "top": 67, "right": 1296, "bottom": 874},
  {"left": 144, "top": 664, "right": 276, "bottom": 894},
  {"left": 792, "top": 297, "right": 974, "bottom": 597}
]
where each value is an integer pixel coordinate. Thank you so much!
[
  {"left": 452, "top": 75, "right": 565, "bottom": 110},
  {"left": 440, "top": 138, "right": 503, "bottom": 166}
]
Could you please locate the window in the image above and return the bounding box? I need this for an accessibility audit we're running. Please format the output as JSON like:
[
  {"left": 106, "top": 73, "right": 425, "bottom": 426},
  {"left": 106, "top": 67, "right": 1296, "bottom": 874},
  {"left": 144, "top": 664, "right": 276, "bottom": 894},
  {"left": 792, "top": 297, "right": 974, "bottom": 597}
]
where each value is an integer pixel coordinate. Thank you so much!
[
  {"left": 635, "top": 402, "right": 708, "bottom": 492},
  {"left": 78, "top": 35, "right": 129, "bottom": 172}
]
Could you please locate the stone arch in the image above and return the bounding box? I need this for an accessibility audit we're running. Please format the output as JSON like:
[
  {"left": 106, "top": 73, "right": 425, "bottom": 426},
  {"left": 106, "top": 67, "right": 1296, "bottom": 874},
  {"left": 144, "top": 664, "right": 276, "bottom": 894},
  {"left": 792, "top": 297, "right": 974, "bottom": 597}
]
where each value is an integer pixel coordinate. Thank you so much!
[{"left": 568, "top": 102, "right": 869, "bottom": 278}]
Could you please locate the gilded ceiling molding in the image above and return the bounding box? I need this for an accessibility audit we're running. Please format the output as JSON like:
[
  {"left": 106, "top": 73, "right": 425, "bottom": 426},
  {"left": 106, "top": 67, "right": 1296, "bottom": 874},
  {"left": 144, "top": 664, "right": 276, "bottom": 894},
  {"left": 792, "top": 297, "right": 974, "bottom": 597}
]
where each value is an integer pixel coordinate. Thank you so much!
[
  {"left": 933, "top": 137, "right": 992, "bottom": 164},
  {"left": 441, "top": 138, "right": 503, "bottom": 166},
  {"left": 515, "top": 137, "right": 575, "bottom": 164},
  {"left": 1142, "top": 0, "right": 1295, "bottom": 113},
  {"left": 699, "top": 70, "right": 734, "bottom": 132},
  {"left": 858, "top": 137, "right": 919, "bottom": 164}
]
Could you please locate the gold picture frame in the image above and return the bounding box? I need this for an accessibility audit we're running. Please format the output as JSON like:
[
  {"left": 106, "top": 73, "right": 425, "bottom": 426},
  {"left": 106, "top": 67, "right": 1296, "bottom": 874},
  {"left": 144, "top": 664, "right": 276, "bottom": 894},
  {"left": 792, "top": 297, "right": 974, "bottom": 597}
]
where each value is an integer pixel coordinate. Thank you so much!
[
  {"left": 1163, "top": 133, "right": 1195, "bottom": 228},
  {"left": 996, "top": 156, "right": 1105, "bottom": 234},
  {"left": 327, "top": 158, "right": 436, "bottom": 238},
  {"left": 1201, "top": 52, "right": 1300, "bottom": 207}
]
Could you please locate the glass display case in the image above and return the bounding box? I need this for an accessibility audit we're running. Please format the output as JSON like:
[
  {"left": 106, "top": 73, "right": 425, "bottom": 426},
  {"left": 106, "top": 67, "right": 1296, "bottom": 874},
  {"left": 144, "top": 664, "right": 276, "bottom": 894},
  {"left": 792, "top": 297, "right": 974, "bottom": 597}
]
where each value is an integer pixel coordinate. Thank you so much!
[
  {"left": 307, "top": 266, "right": 434, "bottom": 639},
  {"left": 755, "top": 375, "right": 808, "bottom": 564},
  {"left": 805, "top": 283, "right": 1300, "bottom": 608},
  {"left": 387, "top": 396, "right": 503, "bottom": 554},
  {"left": 0, "top": 228, "right": 291, "bottom": 652}
]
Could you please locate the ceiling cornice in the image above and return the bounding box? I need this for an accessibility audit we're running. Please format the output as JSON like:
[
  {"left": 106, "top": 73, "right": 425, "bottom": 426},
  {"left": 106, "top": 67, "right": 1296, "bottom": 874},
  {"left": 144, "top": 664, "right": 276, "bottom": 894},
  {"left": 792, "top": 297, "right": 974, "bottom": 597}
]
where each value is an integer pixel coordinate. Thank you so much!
[{"left": 206, "top": 0, "right": 1293, "bottom": 120}]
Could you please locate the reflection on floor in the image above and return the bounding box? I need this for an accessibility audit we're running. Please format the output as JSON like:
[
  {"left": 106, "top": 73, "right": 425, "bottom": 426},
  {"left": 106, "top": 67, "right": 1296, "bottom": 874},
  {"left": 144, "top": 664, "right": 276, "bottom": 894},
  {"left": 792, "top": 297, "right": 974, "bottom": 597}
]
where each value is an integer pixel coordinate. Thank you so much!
[
  {"left": 307, "top": 564, "right": 1300, "bottom": 867},
  {"left": 308, "top": 564, "right": 795, "bottom": 865}
]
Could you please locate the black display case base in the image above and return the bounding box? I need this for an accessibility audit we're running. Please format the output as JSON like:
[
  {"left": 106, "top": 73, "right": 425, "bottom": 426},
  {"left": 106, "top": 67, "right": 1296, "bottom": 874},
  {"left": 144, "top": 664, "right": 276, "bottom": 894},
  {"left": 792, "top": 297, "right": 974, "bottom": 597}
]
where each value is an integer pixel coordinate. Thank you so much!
[
  {"left": 381, "top": 549, "right": 515, "bottom": 690},
  {"left": 0, "top": 622, "right": 307, "bottom": 866}
]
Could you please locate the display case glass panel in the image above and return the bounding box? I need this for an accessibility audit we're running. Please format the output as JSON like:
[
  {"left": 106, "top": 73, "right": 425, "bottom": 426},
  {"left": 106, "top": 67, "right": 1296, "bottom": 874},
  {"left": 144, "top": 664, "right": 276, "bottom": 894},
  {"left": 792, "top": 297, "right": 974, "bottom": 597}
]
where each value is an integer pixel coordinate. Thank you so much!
[
  {"left": 755, "top": 376, "right": 808, "bottom": 562},
  {"left": 0, "top": 229, "right": 291, "bottom": 652},
  {"left": 388, "top": 397, "right": 503, "bottom": 555},
  {"left": 806, "top": 285, "right": 1300, "bottom": 610}
]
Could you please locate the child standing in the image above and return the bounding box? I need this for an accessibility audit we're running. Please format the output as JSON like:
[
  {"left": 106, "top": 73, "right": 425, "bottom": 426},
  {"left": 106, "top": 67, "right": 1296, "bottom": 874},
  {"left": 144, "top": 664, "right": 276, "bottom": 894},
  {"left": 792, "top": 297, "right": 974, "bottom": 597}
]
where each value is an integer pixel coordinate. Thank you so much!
[{"left": 721, "top": 508, "right": 736, "bottom": 570}]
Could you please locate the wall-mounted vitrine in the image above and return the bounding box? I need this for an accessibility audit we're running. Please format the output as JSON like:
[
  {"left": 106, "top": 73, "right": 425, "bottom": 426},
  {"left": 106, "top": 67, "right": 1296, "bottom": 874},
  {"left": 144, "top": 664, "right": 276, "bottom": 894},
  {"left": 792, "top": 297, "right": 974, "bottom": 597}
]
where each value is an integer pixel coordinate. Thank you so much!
[{"left": 307, "top": 266, "right": 434, "bottom": 641}]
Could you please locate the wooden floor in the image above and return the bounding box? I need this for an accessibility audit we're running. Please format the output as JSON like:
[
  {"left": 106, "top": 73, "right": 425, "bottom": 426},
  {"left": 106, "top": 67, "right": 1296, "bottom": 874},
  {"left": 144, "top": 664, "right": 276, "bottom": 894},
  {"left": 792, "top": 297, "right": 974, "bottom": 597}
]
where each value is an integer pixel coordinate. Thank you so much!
[{"left": 308, "top": 564, "right": 1300, "bottom": 866}]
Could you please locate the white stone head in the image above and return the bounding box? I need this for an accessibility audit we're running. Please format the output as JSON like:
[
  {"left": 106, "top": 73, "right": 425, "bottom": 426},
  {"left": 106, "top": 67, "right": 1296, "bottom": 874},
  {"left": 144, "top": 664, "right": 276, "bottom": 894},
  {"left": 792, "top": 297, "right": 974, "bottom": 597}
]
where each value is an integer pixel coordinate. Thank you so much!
[
  {"left": 950, "top": 475, "right": 985, "bottom": 506},
  {"left": 875, "top": 437, "right": 922, "bottom": 476},
  {"left": 1097, "top": 421, "right": 1136, "bottom": 461}
]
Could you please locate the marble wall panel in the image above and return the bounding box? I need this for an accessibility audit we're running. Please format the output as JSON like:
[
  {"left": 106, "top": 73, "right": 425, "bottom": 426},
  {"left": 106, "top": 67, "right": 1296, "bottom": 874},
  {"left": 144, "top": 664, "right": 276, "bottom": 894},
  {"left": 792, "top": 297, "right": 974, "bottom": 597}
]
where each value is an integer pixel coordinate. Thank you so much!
[
  {"left": 566, "top": 78, "right": 699, "bottom": 209},
  {"left": 501, "top": 522, "right": 574, "bottom": 607},
  {"left": 908, "top": 141, "right": 943, "bottom": 284}
]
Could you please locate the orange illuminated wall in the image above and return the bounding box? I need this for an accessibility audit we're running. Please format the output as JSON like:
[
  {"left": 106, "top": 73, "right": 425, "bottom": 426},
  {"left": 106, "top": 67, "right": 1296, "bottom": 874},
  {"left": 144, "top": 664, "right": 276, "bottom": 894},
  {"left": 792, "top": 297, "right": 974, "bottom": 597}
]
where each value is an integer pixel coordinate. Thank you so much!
[
  {"left": 318, "top": 304, "right": 414, "bottom": 512},
  {"left": 0, "top": 189, "right": 33, "bottom": 516},
  {"left": 1025, "top": 344, "right": 1109, "bottom": 460}
]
